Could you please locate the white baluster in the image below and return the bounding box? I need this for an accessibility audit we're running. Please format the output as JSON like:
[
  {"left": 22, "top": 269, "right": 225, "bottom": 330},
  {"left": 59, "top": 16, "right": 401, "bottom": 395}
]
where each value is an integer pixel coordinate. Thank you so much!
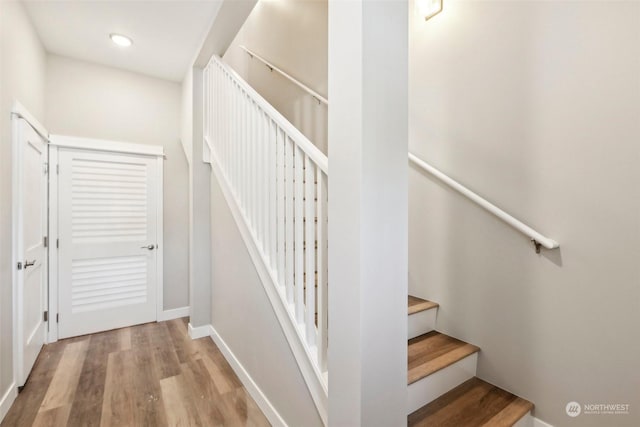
[
  {"left": 247, "top": 99, "right": 256, "bottom": 224},
  {"left": 285, "top": 137, "right": 295, "bottom": 304},
  {"left": 240, "top": 91, "right": 247, "bottom": 212},
  {"left": 230, "top": 81, "right": 236, "bottom": 191},
  {"left": 316, "top": 170, "right": 328, "bottom": 371},
  {"left": 269, "top": 120, "right": 277, "bottom": 271},
  {"left": 252, "top": 102, "right": 258, "bottom": 234},
  {"left": 294, "top": 146, "right": 304, "bottom": 323},
  {"left": 262, "top": 113, "right": 270, "bottom": 256},
  {"left": 305, "top": 158, "right": 316, "bottom": 345},
  {"left": 256, "top": 108, "right": 266, "bottom": 249},
  {"left": 215, "top": 67, "right": 220, "bottom": 159},
  {"left": 277, "top": 127, "right": 286, "bottom": 289}
]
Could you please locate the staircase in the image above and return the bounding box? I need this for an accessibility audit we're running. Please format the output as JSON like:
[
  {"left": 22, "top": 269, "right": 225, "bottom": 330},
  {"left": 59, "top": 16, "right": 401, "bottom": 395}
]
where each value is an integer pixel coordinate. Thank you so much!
[
  {"left": 406, "top": 296, "right": 534, "bottom": 426},
  {"left": 204, "top": 51, "right": 537, "bottom": 425}
]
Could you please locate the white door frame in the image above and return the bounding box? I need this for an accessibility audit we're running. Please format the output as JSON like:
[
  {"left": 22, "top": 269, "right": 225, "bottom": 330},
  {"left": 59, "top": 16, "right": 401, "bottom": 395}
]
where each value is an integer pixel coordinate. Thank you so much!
[
  {"left": 11, "top": 102, "right": 50, "bottom": 389},
  {"left": 47, "top": 135, "right": 164, "bottom": 343}
]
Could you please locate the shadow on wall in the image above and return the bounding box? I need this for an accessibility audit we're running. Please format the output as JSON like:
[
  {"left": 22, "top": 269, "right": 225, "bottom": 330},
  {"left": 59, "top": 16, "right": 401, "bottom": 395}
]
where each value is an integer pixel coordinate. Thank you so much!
[
  {"left": 408, "top": 0, "right": 640, "bottom": 426},
  {"left": 245, "top": 57, "right": 328, "bottom": 154}
]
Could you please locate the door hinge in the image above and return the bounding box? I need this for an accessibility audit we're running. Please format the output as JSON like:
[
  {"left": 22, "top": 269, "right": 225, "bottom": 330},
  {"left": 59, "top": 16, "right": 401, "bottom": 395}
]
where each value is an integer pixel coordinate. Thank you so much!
[
  {"left": 56, "top": 238, "right": 59, "bottom": 249},
  {"left": 44, "top": 162, "right": 49, "bottom": 175},
  {"left": 56, "top": 313, "right": 59, "bottom": 323},
  {"left": 56, "top": 164, "right": 59, "bottom": 175},
  {"left": 43, "top": 236, "right": 48, "bottom": 248},
  {"left": 17, "top": 262, "right": 22, "bottom": 270},
  {"left": 44, "top": 311, "right": 48, "bottom": 322}
]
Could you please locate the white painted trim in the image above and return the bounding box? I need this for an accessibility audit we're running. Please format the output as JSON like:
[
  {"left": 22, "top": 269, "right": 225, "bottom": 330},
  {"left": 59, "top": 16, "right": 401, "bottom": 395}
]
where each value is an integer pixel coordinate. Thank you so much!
[
  {"left": 11, "top": 101, "right": 48, "bottom": 140},
  {"left": 158, "top": 306, "right": 190, "bottom": 322},
  {"left": 209, "top": 325, "right": 288, "bottom": 427},
  {"left": 210, "top": 152, "right": 328, "bottom": 424},
  {"left": 514, "top": 414, "right": 532, "bottom": 427},
  {"left": 532, "top": 416, "right": 554, "bottom": 427},
  {"left": 0, "top": 383, "right": 17, "bottom": 423},
  {"left": 11, "top": 113, "right": 21, "bottom": 393},
  {"left": 48, "top": 146, "right": 59, "bottom": 343},
  {"left": 49, "top": 134, "right": 164, "bottom": 157},
  {"left": 188, "top": 322, "right": 211, "bottom": 340},
  {"left": 155, "top": 156, "right": 165, "bottom": 321}
]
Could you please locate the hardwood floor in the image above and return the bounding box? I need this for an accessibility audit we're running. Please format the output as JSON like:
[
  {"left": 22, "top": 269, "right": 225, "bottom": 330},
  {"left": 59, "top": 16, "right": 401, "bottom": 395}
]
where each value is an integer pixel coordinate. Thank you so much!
[{"left": 2, "top": 318, "right": 270, "bottom": 427}]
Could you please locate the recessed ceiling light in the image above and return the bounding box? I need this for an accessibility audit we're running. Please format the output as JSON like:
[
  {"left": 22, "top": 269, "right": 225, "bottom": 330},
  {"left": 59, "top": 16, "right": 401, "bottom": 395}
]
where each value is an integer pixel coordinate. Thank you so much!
[{"left": 110, "top": 33, "right": 133, "bottom": 47}]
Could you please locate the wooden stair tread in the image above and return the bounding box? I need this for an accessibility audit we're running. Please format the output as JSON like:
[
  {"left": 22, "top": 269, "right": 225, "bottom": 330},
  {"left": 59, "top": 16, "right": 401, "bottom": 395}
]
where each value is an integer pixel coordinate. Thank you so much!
[
  {"left": 408, "top": 331, "right": 479, "bottom": 384},
  {"left": 408, "top": 377, "right": 533, "bottom": 427},
  {"left": 408, "top": 296, "right": 438, "bottom": 315}
]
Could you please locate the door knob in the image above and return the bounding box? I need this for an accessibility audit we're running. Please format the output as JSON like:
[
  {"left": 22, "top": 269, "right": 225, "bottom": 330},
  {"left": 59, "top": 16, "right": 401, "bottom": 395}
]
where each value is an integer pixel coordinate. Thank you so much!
[
  {"left": 140, "top": 244, "right": 155, "bottom": 250},
  {"left": 24, "top": 260, "right": 36, "bottom": 268}
]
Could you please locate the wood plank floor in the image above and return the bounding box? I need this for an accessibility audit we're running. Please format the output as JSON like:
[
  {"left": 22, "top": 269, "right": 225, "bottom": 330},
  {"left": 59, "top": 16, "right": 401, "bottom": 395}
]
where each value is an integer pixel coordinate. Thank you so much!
[{"left": 1, "top": 318, "right": 270, "bottom": 427}]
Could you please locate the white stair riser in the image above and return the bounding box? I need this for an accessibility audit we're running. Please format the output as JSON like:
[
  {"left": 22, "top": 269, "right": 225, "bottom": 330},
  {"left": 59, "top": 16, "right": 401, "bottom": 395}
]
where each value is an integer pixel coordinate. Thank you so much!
[
  {"left": 408, "top": 308, "right": 437, "bottom": 340},
  {"left": 513, "top": 414, "right": 533, "bottom": 427},
  {"left": 407, "top": 352, "right": 478, "bottom": 414}
]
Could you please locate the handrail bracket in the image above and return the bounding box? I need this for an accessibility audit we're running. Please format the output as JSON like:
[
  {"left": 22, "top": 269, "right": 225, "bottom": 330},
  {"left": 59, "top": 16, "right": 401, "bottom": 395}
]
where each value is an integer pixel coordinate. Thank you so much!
[{"left": 532, "top": 239, "right": 542, "bottom": 254}]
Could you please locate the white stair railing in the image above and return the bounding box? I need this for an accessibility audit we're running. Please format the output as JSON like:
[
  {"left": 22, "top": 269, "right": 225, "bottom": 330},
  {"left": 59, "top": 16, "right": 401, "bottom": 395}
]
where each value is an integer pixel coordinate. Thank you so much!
[{"left": 203, "top": 55, "right": 329, "bottom": 396}]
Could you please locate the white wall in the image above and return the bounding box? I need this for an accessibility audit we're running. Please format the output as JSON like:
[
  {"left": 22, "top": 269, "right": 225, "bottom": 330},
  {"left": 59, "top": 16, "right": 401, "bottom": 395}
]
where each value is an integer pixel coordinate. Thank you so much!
[
  {"left": 0, "top": 0, "right": 47, "bottom": 416},
  {"left": 408, "top": 1, "right": 640, "bottom": 426},
  {"left": 45, "top": 54, "right": 189, "bottom": 311},
  {"left": 209, "top": 173, "right": 323, "bottom": 426},
  {"left": 216, "top": 1, "right": 640, "bottom": 426},
  {"left": 223, "top": 0, "right": 328, "bottom": 153}
]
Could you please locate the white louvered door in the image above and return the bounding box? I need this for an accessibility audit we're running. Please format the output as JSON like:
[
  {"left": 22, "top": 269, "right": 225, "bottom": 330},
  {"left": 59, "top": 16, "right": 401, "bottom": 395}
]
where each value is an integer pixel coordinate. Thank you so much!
[{"left": 57, "top": 148, "right": 159, "bottom": 338}]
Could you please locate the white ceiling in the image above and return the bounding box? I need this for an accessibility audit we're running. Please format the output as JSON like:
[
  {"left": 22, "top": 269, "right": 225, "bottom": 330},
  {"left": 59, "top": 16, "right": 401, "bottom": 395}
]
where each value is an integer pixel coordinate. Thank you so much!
[{"left": 23, "top": 1, "right": 222, "bottom": 82}]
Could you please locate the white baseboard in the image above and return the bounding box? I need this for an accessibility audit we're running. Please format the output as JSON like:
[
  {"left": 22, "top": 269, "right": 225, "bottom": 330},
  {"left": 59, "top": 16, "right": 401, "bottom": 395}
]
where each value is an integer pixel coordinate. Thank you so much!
[
  {"left": 532, "top": 416, "right": 554, "bottom": 427},
  {"left": 208, "top": 325, "right": 287, "bottom": 427},
  {"left": 0, "top": 383, "right": 17, "bottom": 423},
  {"left": 158, "top": 306, "right": 190, "bottom": 322},
  {"left": 188, "top": 322, "right": 211, "bottom": 339},
  {"left": 513, "top": 411, "right": 554, "bottom": 427}
]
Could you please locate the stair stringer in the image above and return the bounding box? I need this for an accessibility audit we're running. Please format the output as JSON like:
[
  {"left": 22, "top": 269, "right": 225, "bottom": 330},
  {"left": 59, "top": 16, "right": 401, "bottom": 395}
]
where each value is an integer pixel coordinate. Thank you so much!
[{"left": 208, "top": 147, "right": 328, "bottom": 425}]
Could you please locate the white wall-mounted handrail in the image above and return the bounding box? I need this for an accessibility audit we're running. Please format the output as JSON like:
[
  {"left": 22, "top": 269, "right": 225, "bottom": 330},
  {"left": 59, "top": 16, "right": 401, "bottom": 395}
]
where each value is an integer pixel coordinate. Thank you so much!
[
  {"left": 229, "top": 48, "right": 557, "bottom": 252},
  {"left": 239, "top": 45, "right": 329, "bottom": 106},
  {"left": 409, "top": 153, "right": 559, "bottom": 251}
]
